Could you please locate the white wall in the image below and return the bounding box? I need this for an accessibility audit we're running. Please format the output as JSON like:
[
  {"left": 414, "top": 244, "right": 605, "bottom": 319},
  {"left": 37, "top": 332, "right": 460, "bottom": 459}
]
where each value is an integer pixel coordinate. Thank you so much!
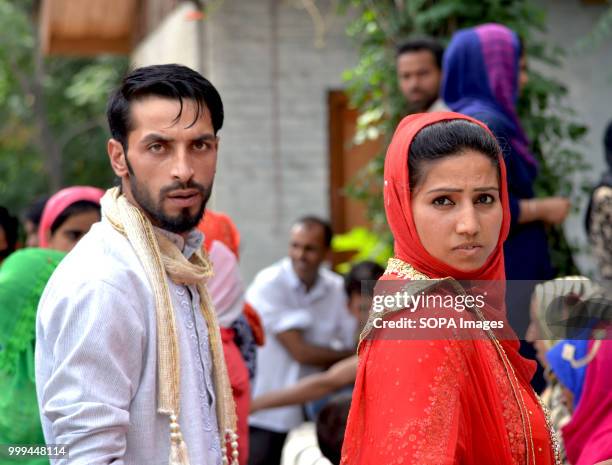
[
  {"left": 132, "top": 2, "right": 201, "bottom": 70},
  {"left": 202, "top": 0, "right": 357, "bottom": 281},
  {"left": 535, "top": 0, "right": 612, "bottom": 276}
]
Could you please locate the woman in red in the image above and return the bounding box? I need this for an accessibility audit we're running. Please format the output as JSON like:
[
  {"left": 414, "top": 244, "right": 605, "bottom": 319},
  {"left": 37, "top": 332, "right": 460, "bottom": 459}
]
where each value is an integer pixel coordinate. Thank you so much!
[{"left": 341, "top": 112, "right": 559, "bottom": 464}]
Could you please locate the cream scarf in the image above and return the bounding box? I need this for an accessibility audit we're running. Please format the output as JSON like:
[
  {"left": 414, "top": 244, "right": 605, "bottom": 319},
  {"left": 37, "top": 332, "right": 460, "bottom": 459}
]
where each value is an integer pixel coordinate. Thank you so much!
[{"left": 101, "top": 187, "right": 238, "bottom": 465}]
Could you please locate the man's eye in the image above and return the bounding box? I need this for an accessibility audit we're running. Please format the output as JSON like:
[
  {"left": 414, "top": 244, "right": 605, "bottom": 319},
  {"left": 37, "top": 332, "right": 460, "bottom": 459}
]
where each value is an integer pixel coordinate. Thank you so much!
[
  {"left": 193, "top": 141, "right": 208, "bottom": 151},
  {"left": 432, "top": 197, "right": 453, "bottom": 206},
  {"left": 148, "top": 143, "right": 164, "bottom": 153}
]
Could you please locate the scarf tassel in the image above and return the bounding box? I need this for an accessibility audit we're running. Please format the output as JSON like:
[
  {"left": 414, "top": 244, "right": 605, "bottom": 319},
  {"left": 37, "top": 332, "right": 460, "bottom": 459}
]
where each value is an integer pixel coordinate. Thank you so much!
[{"left": 169, "top": 414, "right": 191, "bottom": 465}]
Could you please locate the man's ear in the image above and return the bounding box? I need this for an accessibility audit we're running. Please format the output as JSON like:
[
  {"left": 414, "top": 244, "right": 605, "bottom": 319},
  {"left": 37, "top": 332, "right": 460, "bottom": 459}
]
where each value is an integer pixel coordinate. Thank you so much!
[{"left": 108, "top": 139, "right": 129, "bottom": 178}]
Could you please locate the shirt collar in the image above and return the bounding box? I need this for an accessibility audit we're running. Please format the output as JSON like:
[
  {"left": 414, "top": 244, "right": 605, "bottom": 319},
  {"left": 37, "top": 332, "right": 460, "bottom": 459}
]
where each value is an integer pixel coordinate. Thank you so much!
[
  {"left": 154, "top": 227, "right": 204, "bottom": 260},
  {"left": 281, "top": 257, "right": 329, "bottom": 296}
]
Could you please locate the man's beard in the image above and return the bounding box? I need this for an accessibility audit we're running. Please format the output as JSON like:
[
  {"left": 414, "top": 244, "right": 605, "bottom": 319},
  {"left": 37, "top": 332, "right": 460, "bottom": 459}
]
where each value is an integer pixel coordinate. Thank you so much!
[
  {"left": 406, "top": 93, "right": 438, "bottom": 114},
  {"left": 129, "top": 176, "right": 211, "bottom": 234}
]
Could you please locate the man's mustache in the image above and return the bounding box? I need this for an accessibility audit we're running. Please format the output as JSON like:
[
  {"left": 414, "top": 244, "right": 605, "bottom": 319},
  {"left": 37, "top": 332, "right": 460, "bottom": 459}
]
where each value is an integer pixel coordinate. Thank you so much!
[{"left": 160, "top": 181, "right": 208, "bottom": 197}]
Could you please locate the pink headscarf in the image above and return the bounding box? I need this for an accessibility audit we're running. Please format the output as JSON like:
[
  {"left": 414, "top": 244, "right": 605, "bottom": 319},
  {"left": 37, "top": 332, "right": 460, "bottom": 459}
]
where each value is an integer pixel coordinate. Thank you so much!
[
  {"left": 561, "top": 339, "right": 612, "bottom": 465},
  {"left": 38, "top": 186, "right": 104, "bottom": 248},
  {"left": 207, "top": 240, "right": 245, "bottom": 327}
]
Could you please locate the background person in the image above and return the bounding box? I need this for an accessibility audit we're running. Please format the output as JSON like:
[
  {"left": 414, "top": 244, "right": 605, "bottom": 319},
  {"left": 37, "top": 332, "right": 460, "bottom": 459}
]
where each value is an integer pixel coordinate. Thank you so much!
[
  {"left": 585, "top": 119, "right": 612, "bottom": 280},
  {"left": 442, "top": 24, "right": 570, "bottom": 284},
  {"left": 250, "top": 261, "right": 384, "bottom": 413},
  {"left": 0, "top": 248, "right": 65, "bottom": 465},
  {"left": 247, "top": 216, "right": 356, "bottom": 465},
  {"left": 546, "top": 335, "right": 612, "bottom": 465},
  {"left": 22, "top": 196, "right": 49, "bottom": 248},
  {"left": 442, "top": 23, "right": 572, "bottom": 392},
  {"left": 37, "top": 186, "right": 103, "bottom": 252},
  {"left": 207, "top": 238, "right": 250, "bottom": 465},
  {"left": 396, "top": 37, "right": 448, "bottom": 114},
  {"left": 0, "top": 206, "right": 19, "bottom": 263},
  {"left": 526, "top": 276, "right": 604, "bottom": 465}
]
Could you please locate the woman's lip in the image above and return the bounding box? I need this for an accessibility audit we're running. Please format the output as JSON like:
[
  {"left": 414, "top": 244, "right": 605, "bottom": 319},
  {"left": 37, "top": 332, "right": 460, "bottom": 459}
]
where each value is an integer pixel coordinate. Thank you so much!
[
  {"left": 453, "top": 244, "right": 482, "bottom": 250},
  {"left": 452, "top": 245, "right": 483, "bottom": 256}
]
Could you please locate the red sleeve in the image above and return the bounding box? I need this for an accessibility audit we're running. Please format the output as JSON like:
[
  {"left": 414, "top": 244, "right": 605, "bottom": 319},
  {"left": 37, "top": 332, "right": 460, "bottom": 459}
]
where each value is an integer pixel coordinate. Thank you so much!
[{"left": 341, "top": 335, "right": 468, "bottom": 464}]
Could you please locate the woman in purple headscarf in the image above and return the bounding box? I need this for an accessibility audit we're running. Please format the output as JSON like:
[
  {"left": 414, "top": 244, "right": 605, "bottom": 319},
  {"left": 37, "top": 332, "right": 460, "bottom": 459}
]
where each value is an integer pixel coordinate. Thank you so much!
[{"left": 442, "top": 24, "right": 570, "bottom": 284}]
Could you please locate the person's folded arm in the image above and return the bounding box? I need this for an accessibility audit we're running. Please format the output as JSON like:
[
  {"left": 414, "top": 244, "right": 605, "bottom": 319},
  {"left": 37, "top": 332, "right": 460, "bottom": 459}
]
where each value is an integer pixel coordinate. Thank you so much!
[
  {"left": 276, "top": 329, "right": 354, "bottom": 367},
  {"left": 251, "top": 354, "right": 358, "bottom": 411}
]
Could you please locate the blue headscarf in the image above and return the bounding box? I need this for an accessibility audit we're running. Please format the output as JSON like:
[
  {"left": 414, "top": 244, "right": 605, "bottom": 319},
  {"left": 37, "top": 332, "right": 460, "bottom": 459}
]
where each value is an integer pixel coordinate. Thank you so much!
[
  {"left": 546, "top": 339, "right": 589, "bottom": 408},
  {"left": 442, "top": 23, "right": 538, "bottom": 168}
]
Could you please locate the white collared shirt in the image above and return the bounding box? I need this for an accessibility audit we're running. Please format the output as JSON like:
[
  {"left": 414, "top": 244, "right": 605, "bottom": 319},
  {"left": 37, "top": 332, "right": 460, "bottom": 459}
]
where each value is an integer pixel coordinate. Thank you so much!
[{"left": 247, "top": 258, "right": 356, "bottom": 432}]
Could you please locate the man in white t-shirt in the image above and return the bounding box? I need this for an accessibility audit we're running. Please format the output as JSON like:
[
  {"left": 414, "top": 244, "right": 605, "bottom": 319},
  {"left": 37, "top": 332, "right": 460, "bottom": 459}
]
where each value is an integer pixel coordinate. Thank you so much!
[{"left": 246, "top": 216, "right": 356, "bottom": 465}]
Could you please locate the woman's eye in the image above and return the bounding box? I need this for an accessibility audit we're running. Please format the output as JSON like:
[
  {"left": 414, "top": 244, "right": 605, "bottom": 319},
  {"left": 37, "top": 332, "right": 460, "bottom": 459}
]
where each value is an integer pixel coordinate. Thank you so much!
[
  {"left": 476, "top": 194, "right": 495, "bottom": 204},
  {"left": 432, "top": 197, "right": 453, "bottom": 206},
  {"left": 65, "top": 231, "right": 83, "bottom": 241}
]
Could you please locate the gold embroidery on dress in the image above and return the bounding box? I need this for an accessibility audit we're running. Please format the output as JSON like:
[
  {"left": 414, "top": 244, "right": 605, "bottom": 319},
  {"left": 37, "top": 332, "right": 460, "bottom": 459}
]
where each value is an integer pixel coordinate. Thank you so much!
[
  {"left": 370, "top": 258, "right": 560, "bottom": 465},
  {"left": 385, "top": 258, "right": 431, "bottom": 280},
  {"left": 409, "top": 342, "right": 468, "bottom": 461},
  {"left": 482, "top": 341, "right": 525, "bottom": 465}
]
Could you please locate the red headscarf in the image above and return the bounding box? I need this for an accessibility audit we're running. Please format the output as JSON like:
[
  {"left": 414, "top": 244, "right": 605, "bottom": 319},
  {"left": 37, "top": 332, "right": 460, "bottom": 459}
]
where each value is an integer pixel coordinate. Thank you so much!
[
  {"left": 381, "top": 111, "right": 533, "bottom": 380},
  {"left": 38, "top": 186, "right": 104, "bottom": 248},
  {"left": 198, "top": 210, "right": 241, "bottom": 259},
  {"left": 383, "top": 111, "right": 511, "bottom": 281}
]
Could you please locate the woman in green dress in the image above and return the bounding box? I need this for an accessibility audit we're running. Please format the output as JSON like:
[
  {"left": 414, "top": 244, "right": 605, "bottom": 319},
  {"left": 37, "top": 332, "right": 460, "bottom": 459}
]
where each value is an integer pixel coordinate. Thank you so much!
[{"left": 0, "top": 248, "right": 65, "bottom": 464}]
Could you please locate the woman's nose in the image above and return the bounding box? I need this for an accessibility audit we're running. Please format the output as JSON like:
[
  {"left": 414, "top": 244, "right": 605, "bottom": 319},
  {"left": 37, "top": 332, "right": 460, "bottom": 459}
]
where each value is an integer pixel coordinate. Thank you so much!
[{"left": 455, "top": 205, "right": 480, "bottom": 236}]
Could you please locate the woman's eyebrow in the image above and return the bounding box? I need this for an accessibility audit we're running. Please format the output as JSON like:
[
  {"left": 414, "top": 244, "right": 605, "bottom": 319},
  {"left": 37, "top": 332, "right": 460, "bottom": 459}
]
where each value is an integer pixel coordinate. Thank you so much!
[{"left": 425, "top": 186, "right": 498, "bottom": 194}]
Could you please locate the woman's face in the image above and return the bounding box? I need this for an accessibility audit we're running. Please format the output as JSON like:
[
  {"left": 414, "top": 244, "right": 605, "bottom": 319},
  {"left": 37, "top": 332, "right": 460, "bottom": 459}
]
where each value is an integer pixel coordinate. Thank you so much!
[
  {"left": 47, "top": 210, "right": 100, "bottom": 252},
  {"left": 411, "top": 150, "right": 503, "bottom": 272}
]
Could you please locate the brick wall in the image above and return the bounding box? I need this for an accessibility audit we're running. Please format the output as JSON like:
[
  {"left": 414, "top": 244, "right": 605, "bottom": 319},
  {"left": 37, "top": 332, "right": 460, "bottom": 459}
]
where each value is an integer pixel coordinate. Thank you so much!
[{"left": 208, "top": 0, "right": 357, "bottom": 281}]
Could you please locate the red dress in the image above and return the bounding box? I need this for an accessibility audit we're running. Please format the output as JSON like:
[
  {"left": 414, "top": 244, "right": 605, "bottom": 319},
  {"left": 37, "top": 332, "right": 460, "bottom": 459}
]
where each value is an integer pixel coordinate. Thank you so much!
[
  {"left": 221, "top": 327, "right": 250, "bottom": 465},
  {"left": 341, "top": 330, "right": 555, "bottom": 464}
]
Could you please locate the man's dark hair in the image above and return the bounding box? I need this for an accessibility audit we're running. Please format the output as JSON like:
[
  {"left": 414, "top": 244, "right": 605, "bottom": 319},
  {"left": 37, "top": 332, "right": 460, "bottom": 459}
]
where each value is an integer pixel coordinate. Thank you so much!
[
  {"left": 106, "top": 64, "right": 224, "bottom": 152},
  {"left": 316, "top": 392, "right": 352, "bottom": 465},
  {"left": 24, "top": 195, "right": 49, "bottom": 227},
  {"left": 294, "top": 215, "right": 333, "bottom": 248},
  {"left": 0, "top": 206, "right": 19, "bottom": 255},
  {"left": 344, "top": 261, "right": 385, "bottom": 297},
  {"left": 396, "top": 37, "right": 444, "bottom": 69},
  {"left": 50, "top": 201, "right": 101, "bottom": 235}
]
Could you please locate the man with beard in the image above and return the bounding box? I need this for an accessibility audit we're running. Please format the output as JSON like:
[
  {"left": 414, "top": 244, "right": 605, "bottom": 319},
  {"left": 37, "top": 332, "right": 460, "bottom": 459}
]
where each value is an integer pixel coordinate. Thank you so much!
[
  {"left": 246, "top": 217, "right": 356, "bottom": 465},
  {"left": 396, "top": 38, "right": 448, "bottom": 114},
  {"left": 35, "top": 64, "right": 238, "bottom": 465}
]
